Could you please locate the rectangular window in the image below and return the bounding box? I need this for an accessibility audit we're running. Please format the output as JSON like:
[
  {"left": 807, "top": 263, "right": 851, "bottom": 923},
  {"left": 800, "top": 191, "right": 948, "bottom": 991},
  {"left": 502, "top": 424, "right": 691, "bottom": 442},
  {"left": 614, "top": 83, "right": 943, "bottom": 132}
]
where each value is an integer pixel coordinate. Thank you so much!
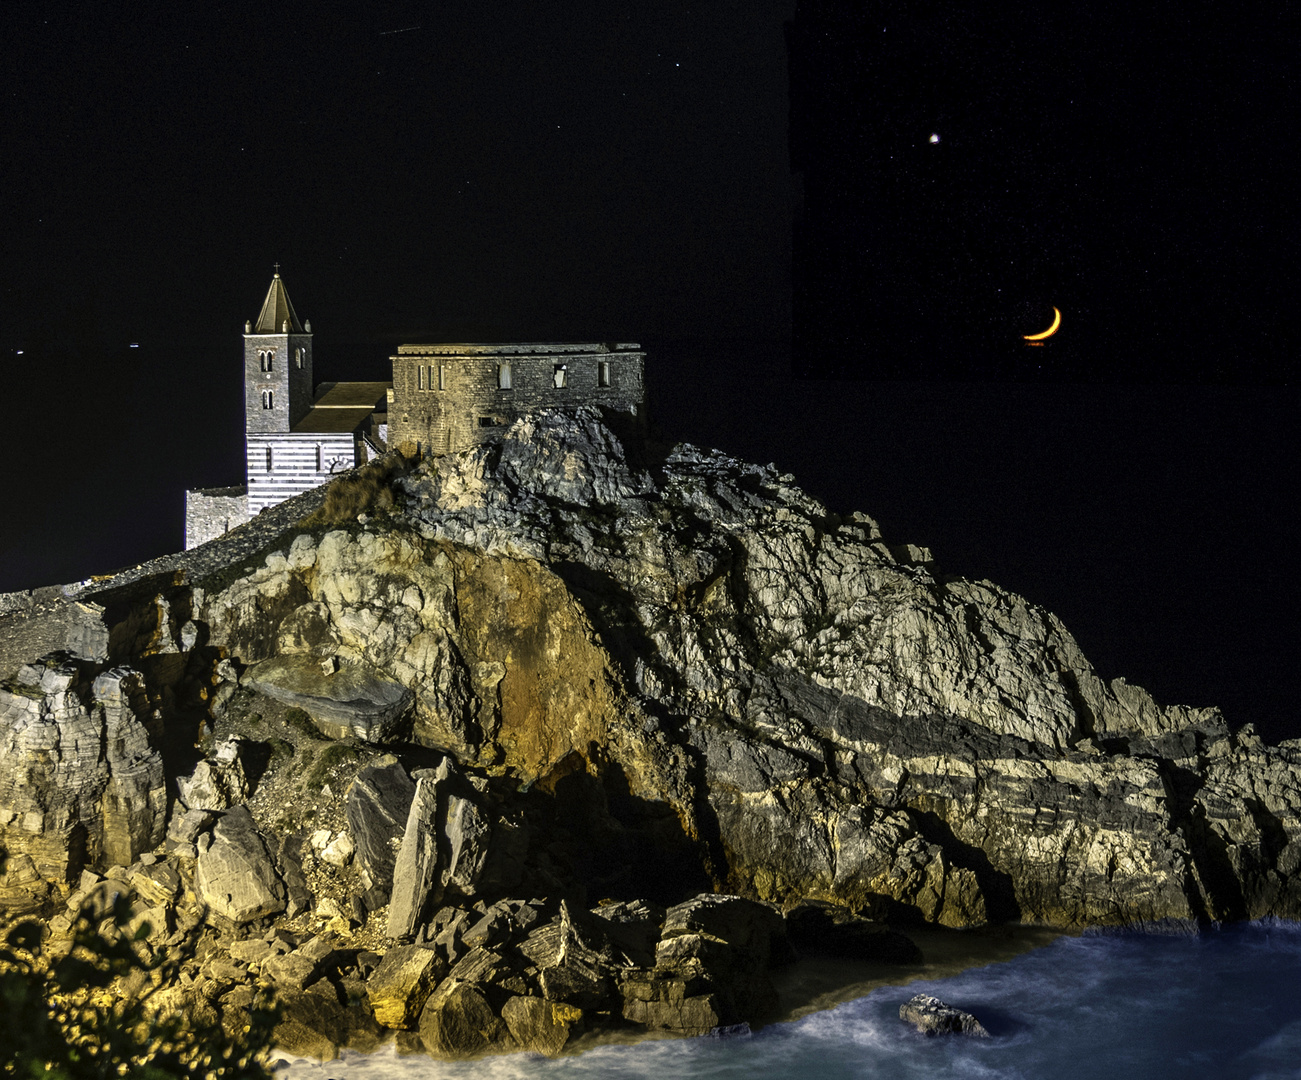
[
  {"left": 598, "top": 361, "right": 611, "bottom": 387},
  {"left": 316, "top": 444, "right": 323, "bottom": 472},
  {"left": 265, "top": 447, "right": 273, "bottom": 472},
  {"left": 418, "top": 365, "right": 424, "bottom": 390},
  {"left": 438, "top": 365, "right": 446, "bottom": 390},
  {"left": 553, "top": 364, "right": 568, "bottom": 388},
  {"left": 498, "top": 362, "right": 512, "bottom": 389}
]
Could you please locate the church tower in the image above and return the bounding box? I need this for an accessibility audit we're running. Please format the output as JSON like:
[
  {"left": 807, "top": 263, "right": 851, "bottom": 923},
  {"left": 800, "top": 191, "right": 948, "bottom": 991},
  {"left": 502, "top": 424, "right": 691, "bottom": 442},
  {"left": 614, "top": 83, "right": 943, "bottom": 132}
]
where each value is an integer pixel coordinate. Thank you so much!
[{"left": 244, "top": 268, "right": 313, "bottom": 433}]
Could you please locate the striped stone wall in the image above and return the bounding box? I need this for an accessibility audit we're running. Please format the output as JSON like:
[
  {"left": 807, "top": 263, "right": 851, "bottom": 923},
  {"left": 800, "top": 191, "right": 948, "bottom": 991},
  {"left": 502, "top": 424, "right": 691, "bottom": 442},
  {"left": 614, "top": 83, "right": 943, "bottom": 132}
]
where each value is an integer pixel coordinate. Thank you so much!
[{"left": 246, "top": 433, "right": 357, "bottom": 515}]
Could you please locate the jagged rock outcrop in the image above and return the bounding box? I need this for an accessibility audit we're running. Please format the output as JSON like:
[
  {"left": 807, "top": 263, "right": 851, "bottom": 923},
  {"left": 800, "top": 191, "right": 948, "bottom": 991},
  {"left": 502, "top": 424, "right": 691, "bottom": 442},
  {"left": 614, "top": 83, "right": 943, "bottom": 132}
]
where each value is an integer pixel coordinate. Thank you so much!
[
  {"left": 4, "top": 406, "right": 1301, "bottom": 1060},
  {"left": 0, "top": 658, "right": 165, "bottom": 903}
]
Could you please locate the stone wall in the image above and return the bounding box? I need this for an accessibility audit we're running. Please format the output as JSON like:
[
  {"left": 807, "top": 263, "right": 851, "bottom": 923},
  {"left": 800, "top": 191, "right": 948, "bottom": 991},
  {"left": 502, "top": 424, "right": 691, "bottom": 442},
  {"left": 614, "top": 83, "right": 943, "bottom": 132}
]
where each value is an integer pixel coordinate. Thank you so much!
[
  {"left": 185, "top": 487, "right": 250, "bottom": 550},
  {"left": 244, "top": 331, "right": 314, "bottom": 434},
  {"left": 246, "top": 433, "right": 357, "bottom": 515},
  {"left": 388, "top": 344, "right": 645, "bottom": 455}
]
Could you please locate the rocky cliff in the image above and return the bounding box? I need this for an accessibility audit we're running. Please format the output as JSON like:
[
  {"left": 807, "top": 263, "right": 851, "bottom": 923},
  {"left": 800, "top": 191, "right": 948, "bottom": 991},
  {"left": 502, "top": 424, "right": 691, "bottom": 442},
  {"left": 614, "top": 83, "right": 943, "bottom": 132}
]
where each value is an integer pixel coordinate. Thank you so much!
[{"left": 2, "top": 408, "right": 1299, "bottom": 1058}]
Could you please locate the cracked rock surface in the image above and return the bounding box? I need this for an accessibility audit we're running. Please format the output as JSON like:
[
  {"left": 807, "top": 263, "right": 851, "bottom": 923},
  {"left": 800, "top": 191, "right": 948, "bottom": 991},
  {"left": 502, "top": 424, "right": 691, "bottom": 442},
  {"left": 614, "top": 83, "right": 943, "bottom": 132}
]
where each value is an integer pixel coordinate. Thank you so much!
[{"left": 3, "top": 407, "right": 1301, "bottom": 1059}]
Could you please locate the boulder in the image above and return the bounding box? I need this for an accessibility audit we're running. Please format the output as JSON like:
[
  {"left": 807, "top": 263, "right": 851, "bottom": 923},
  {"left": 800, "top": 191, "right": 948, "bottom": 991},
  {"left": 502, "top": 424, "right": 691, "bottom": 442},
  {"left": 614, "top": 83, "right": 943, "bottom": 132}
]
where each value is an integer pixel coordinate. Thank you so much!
[
  {"left": 194, "top": 806, "right": 286, "bottom": 924},
  {"left": 619, "top": 969, "right": 725, "bottom": 1036},
  {"left": 388, "top": 767, "right": 444, "bottom": 937},
  {"left": 418, "top": 979, "right": 507, "bottom": 1059},
  {"left": 519, "top": 901, "right": 619, "bottom": 1010},
  {"left": 442, "top": 790, "right": 493, "bottom": 899},
  {"left": 898, "top": 993, "right": 990, "bottom": 1037},
  {"left": 244, "top": 655, "right": 413, "bottom": 742},
  {"left": 176, "top": 738, "right": 248, "bottom": 811},
  {"left": 500, "top": 995, "right": 582, "bottom": 1057},
  {"left": 345, "top": 761, "right": 416, "bottom": 889},
  {"left": 272, "top": 986, "right": 381, "bottom": 1061},
  {"left": 366, "top": 944, "right": 444, "bottom": 1029}
]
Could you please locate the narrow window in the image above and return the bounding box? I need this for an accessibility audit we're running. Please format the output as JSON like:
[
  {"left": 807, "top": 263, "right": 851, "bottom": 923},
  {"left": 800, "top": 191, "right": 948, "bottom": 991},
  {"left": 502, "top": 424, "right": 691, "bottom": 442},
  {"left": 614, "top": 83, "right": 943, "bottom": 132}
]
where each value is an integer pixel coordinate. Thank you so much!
[
  {"left": 265, "top": 447, "right": 273, "bottom": 472},
  {"left": 498, "top": 362, "right": 512, "bottom": 389},
  {"left": 553, "top": 364, "right": 568, "bottom": 388},
  {"left": 438, "top": 365, "right": 446, "bottom": 390},
  {"left": 262, "top": 389, "right": 274, "bottom": 409},
  {"left": 296, "top": 347, "right": 304, "bottom": 369},
  {"left": 258, "top": 351, "right": 266, "bottom": 372},
  {"left": 266, "top": 350, "right": 274, "bottom": 372},
  {"left": 418, "top": 365, "right": 424, "bottom": 390},
  {"left": 316, "top": 444, "right": 323, "bottom": 472},
  {"left": 598, "top": 360, "right": 611, "bottom": 387}
]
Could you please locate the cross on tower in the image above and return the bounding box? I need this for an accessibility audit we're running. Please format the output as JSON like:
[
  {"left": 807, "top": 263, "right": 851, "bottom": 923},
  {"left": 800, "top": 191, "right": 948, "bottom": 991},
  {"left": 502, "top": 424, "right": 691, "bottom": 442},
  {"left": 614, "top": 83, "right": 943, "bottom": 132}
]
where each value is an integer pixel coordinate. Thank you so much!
[{"left": 273, "top": 262, "right": 281, "bottom": 275}]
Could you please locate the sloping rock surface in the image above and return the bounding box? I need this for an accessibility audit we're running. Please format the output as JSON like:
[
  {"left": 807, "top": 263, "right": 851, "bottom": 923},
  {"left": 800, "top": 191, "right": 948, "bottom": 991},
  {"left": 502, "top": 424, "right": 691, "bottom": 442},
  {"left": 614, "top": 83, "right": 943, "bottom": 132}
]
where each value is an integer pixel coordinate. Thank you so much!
[{"left": 4, "top": 407, "right": 1301, "bottom": 1059}]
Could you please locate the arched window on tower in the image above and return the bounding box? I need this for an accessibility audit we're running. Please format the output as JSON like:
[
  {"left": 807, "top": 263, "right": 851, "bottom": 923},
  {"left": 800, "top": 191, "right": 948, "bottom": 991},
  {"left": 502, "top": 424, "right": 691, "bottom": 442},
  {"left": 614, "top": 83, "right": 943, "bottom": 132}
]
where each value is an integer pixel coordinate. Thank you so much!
[
  {"left": 262, "top": 390, "right": 274, "bottom": 410},
  {"left": 296, "top": 348, "right": 304, "bottom": 369}
]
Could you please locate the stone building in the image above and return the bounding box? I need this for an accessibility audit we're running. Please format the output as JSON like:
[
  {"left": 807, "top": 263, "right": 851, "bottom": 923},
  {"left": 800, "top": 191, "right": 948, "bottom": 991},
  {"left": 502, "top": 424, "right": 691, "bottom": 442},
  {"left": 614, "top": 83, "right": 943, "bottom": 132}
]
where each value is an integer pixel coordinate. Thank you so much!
[
  {"left": 184, "top": 271, "right": 646, "bottom": 548},
  {"left": 388, "top": 343, "right": 645, "bottom": 456}
]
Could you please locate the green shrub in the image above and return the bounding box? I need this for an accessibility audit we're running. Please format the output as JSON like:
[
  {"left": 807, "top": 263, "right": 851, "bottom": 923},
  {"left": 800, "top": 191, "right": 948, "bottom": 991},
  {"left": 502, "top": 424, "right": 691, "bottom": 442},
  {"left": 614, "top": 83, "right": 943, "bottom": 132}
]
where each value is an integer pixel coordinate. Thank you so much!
[
  {"left": 281, "top": 708, "right": 318, "bottom": 739},
  {"left": 0, "top": 859, "right": 278, "bottom": 1079},
  {"left": 305, "top": 743, "right": 359, "bottom": 789}
]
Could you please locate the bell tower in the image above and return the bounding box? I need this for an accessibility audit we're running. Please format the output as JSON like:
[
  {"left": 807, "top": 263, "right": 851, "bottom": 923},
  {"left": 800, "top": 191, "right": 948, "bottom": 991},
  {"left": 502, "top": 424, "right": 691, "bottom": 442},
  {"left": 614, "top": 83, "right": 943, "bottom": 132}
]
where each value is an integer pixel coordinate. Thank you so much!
[{"left": 244, "top": 267, "right": 313, "bottom": 433}]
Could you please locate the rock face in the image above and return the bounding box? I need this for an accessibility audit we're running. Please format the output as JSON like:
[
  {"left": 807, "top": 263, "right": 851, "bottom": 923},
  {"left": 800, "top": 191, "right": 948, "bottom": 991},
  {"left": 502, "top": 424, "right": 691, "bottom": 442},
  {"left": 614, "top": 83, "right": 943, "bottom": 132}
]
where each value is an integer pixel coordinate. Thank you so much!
[
  {"left": 5, "top": 407, "right": 1301, "bottom": 1058},
  {"left": 0, "top": 658, "right": 165, "bottom": 897},
  {"left": 899, "top": 993, "right": 990, "bottom": 1037}
]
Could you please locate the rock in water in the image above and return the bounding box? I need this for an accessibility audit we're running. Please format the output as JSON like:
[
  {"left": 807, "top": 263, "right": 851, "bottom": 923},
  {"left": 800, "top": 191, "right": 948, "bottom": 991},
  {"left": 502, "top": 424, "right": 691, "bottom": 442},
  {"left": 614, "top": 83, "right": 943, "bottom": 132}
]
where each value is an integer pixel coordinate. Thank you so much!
[
  {"left": 501, "top": 995, "right": 583, "bottom": 1057},
  {"left": 898, "top": 993, "right": 990, "bottom": 1037}
]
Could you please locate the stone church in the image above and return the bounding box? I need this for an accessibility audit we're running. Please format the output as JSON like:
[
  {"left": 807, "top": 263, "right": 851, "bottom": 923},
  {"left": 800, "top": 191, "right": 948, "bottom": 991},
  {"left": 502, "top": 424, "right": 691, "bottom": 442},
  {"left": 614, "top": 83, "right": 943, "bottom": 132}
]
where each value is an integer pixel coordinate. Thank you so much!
[{"left": 185, "top": 271, "right": 646, "bottom": 548}]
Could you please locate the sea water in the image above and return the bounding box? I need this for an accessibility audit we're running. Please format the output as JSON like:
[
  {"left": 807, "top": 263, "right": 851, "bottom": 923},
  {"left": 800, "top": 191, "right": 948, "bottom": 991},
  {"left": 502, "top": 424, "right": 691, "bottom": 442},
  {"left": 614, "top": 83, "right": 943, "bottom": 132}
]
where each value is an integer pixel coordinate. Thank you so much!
[{"left": 275, "top": 921, "right": 1301, "bottom": 1080}]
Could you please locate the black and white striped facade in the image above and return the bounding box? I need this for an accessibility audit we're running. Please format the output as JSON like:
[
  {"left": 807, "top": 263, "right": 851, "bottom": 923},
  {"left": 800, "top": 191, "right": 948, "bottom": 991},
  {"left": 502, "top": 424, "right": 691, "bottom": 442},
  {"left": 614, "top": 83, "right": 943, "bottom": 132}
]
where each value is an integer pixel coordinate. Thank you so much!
[{"left": 245, "top": 433, "right": 359, "bottom": 515}]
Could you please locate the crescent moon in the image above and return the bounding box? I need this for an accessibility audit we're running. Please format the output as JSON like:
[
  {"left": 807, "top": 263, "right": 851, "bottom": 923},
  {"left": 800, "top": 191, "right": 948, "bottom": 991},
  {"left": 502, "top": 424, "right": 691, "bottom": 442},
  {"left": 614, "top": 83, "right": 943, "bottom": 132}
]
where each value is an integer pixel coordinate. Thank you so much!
[{"left": 1024, "top": 307, "right": 1061, "bottom": 341}]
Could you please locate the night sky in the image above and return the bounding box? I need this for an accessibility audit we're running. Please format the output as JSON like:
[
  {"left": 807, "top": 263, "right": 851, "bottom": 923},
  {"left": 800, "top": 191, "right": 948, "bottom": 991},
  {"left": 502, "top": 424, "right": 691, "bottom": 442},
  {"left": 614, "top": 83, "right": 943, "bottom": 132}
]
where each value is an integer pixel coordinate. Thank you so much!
[{"left": 2, "top": 2, "right": 1298, "bottom": 739}]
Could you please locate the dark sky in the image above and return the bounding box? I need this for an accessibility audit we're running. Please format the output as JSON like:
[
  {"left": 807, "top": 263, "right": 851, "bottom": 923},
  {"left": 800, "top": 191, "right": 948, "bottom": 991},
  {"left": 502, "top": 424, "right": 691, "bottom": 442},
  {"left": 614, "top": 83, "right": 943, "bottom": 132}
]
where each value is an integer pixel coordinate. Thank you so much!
[
  {"left": 2, "top": 2, "right": 1298, "bottom": 739},
  {"left": 3, "top": 0, "right": 794, "bottom": 348}
]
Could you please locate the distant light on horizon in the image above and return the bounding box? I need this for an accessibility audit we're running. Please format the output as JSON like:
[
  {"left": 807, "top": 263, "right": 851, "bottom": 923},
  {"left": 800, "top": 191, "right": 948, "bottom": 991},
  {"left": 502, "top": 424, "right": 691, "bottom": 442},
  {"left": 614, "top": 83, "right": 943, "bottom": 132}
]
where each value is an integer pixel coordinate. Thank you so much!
[{"left": 129, "top": 343, "right": 139, "bottom": 348}]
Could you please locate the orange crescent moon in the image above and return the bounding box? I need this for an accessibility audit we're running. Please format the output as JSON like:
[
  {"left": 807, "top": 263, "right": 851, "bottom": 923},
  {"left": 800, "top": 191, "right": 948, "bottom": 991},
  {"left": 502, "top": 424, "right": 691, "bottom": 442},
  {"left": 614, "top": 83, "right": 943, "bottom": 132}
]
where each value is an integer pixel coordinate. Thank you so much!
[{"left": 1024, "top": 307, "right": 1061, "bottom": 341}]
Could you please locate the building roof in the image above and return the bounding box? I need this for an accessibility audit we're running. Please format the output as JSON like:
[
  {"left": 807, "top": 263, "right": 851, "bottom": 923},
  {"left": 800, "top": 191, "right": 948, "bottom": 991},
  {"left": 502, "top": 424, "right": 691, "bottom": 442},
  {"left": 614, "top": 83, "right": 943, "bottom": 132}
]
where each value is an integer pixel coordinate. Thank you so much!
[
  {"left": 253, "top": 272, "right": 304, "bottom": 334},
  {"left": 312, "top": 381, "right": 391, "bottom": 409},
  {"left": 291, "top": 407, "right": 376, "bottom": 434}
]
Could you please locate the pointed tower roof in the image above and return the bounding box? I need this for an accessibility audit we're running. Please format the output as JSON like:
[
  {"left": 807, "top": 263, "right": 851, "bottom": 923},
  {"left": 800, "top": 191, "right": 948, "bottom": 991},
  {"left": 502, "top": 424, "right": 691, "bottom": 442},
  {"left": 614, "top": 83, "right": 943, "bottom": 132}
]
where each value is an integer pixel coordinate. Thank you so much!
[{"left": 253, "top": 270, "right": 305, "bottom": 333}]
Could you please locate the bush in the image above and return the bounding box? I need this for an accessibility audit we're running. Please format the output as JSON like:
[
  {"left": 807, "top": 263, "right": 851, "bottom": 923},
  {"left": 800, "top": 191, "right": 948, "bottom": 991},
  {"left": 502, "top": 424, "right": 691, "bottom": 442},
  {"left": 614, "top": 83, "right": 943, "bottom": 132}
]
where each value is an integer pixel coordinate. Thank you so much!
[
  {"left": 0, "top": 851, "right": 278, "bottom": 1079},
  {"left": 303, "top": 452, "right": 411, "bottom": 527}
]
